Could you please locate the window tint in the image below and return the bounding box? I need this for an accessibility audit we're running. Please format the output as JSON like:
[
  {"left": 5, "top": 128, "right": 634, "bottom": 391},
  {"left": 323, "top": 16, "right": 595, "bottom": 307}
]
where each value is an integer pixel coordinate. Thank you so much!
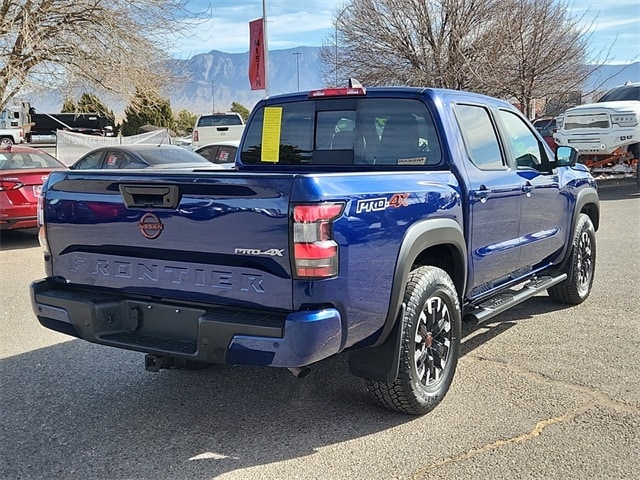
[
  {"left": 455, "top": 104, "right": 504, "bottom": 169},
  {"left": 104, "top": 151, "right": 126, "bottom": 169},
  {"left": 241, "top": 98, "right": 442, "bottom": 167},
  {"left": 498, "top": 110, "right": 543, "bottom": 169},
  {"left": 73, "top": 150, "right": 104, "bottom": 169},
  {"left": 195, "top": 145, "right": 217, "bottom": 162},
  {"left": 214, "top": 145, "right": 237, "bottom": 164}
]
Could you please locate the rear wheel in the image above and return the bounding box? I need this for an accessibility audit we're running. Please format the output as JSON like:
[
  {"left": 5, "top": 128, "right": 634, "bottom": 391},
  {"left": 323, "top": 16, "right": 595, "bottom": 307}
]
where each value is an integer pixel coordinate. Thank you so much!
[
  {"left": 366, "top": 266, "right": 461, "bottom": 415},
  {"left": 548, "top": 213, "right": 596, "bottom": 304},
  {"left": 0, "top": 137, "right": 14, "bottom": 147}
]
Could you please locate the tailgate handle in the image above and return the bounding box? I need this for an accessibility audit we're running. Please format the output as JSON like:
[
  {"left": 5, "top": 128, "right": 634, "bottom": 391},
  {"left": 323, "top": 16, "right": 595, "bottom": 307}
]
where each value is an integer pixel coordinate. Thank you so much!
[
  {"left": 216, "top": 126, "right": 229, "bottom": 131},
  {"left": 119, "top": 184, "right": 180, "bottom": 209}
]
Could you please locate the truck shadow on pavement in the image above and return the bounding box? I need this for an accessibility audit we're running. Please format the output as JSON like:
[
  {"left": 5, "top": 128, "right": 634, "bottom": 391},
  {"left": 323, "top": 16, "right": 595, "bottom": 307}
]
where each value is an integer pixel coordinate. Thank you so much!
[
  {"left": 0, "top": 340, "right": 413, "bottom": 480},
  {"left": 1, "top": 293, "right": 573, "bottom": 479},
  {"left": 0, "top": 228, "right": 40, "bottom": 251},
  {"left": 460, "top": 295, "right": 573, "bottom": 357}
]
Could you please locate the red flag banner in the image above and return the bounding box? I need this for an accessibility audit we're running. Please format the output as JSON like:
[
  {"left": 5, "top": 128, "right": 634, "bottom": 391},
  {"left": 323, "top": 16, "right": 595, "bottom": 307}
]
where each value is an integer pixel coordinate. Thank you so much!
[{"left": 249, "top": 18, "right": 265, "bottom": 90}]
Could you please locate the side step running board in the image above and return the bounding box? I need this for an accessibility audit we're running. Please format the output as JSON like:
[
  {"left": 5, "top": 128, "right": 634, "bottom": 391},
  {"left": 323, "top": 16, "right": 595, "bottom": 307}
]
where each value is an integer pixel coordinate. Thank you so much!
[{"left": 466, "top": 274, "right": 567, "bottom": 324}]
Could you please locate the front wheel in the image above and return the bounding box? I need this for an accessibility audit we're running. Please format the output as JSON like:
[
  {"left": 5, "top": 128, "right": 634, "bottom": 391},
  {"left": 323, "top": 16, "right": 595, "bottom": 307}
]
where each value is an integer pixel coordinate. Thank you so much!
[
  {"left": 366, "top": 266, "right": 461, "bottom": 415},
  {"left": 548, "top": 213, "right": 596, "bottom": 304}
]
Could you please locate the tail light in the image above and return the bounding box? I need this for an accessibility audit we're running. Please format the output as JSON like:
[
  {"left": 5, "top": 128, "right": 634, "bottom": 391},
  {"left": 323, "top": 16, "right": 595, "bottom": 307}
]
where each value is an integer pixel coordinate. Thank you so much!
[
  {"left": 0, "top": 179, "right": 23, "bottom": 191},
  {"left": 292, "top": 202, "right": 344, "bottom": 279},
  {"left": 308, "top": 87, "right": 366, "bottom": 98},
  {"left": 193, "top": 130, "right": 199, "bottom": 142},
  {"left": 37, "top": 182, "right": 49, "bottom": 254}
]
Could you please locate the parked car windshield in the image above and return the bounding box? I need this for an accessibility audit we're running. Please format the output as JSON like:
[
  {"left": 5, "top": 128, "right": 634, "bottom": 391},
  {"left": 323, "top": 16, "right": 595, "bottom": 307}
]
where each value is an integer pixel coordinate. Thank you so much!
[
  {"left": 0, "top": 150, "right": 64, "bottom": 169},
  {"left": 533, "top": 118, "right": 556, "bottom": 137},
  {"left": 136, "top": 147, "right": 211, "bottom": 165},
  {"left": 598, "top": 85, "right": 640, "bottom": 102},
  {"left": 240, "top": 98, "right": 442, "bottom": 167}
]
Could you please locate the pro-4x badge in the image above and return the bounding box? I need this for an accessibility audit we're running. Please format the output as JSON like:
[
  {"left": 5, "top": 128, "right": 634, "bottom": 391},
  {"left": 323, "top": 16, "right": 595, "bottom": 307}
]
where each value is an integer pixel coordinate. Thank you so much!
[
  {"left": 235, "top": 248, "right": 285, "bottom": 257},
  {"left": 356, "top": 193, "right": 410, "bottom": 214}
]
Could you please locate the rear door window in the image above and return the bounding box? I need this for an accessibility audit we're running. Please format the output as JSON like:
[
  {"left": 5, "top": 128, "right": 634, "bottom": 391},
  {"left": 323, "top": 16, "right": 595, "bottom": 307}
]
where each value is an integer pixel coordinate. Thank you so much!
[
  {"left": 240, "top": 98, "right": 442, "bottom": 167},
  {"left": 454, "top": 104, "right": 505, "bottom": 170}
]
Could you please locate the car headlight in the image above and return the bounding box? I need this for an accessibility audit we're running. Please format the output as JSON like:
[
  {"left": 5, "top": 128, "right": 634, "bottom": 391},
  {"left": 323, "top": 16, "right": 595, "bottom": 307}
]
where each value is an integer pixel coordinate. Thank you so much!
[{"left": 611, "top": 114, "right": 638, "bottom": 127}]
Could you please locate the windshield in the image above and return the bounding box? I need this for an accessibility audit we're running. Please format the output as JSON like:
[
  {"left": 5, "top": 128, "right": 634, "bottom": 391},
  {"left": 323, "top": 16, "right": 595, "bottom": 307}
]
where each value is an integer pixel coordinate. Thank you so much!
[
  {"left": 139, "top": 147, "right": 211, "bottom": 165},
  {"left": 0, "top": 150, "right": 64, "bottom": 170},
  {"left": 598, "top": 85, "right": 640, "bottom": 102},
  {"left": 533, "top": 119, "right": 556, "bottom": 136},
  {"left": 240, "top": 98, "right": 442, "bottom": 167}
]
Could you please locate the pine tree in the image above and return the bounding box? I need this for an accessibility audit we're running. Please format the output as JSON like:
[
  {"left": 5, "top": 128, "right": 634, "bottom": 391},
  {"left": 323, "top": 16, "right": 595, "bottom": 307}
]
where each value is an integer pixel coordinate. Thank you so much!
[
  {"left": 230, "top": 102, "right": 250, "bottom": 122},
  {"left": 121, "top": 89, "right": 174, "bottom": 136},
  {"left": 61, "top": 98, "right": 76, "bottom": 113}
]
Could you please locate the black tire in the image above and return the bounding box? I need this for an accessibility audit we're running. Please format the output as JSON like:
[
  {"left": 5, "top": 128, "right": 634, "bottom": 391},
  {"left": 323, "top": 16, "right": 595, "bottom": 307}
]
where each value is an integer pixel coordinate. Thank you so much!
[
  {"left": 548, "top": 213, "right": 596, "bottom": 304},
  {"left": 0, "top": 137, "right": 14, "bottom": 147},
  {"left": 629, "top": 144, "right": 640, "bottom": 188},
  {"left": 366, "top": 266, "right": 461, "bottom": 415}
]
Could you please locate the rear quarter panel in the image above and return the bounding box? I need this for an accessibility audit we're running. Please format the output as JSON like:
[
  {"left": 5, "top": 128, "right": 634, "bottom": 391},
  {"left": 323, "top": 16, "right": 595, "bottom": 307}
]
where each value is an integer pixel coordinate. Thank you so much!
[{"left": 290, "top": 171, "right": 462, "bottom": 349}]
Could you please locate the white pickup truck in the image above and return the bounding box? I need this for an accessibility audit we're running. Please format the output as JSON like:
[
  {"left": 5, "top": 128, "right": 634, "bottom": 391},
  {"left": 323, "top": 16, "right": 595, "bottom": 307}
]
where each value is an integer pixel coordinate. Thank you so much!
[
  {"left": 0, "top": 107, "right": 24, "bottom": 147},
  {"left": 0, "top": 128, "right": 24, "bottom": 147},
  {"left": 554, "top": 82, "right": 640, "bottom": 178},
  {"left": 191, "top": 112, "right": 245, "bottom": 149}
]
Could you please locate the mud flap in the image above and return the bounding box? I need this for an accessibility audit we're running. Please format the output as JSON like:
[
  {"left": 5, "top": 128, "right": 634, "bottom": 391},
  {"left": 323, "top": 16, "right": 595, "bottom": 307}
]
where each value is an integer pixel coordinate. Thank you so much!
[{"left": 348, "top": 303, "right": 405, "bottom": 382}]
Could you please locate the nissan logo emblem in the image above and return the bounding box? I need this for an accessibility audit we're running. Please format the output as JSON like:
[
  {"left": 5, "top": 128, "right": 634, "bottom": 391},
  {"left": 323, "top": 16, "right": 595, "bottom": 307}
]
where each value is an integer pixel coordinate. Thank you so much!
[{"left": 138, "top": 213, "right": 164, "bottom": 239}]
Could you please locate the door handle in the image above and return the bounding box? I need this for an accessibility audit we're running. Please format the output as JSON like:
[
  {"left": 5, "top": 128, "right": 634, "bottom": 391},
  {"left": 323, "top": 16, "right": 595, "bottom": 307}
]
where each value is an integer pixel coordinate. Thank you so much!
[
  {"left": 472, "top": 186, "right": 489, "bottom": 203},
  {"left": 522, "top": 182, "right": 533, "bottom": 196}
]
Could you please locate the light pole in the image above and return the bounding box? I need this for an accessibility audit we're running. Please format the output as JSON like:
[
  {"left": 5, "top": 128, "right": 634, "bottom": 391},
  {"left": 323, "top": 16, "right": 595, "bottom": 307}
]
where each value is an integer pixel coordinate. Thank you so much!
[
  {"left": 211, "top": 77, "right": 215, "bottom": 113},
  {"left": 293, "top": 52, "right": 301, "bottom": 92}
]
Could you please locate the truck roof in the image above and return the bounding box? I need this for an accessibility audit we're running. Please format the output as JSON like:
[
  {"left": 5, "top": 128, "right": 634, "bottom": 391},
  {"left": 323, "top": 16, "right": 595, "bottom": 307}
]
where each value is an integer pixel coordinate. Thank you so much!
[{"left": 261, "top": 85, "right": 513, "bottom": 109}]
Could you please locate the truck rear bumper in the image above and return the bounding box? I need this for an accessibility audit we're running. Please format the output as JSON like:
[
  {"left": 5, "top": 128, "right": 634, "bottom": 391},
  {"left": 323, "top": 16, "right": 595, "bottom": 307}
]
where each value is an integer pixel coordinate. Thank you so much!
[{"left": 30, "top": 279, "right": 343, "bottom": 368}]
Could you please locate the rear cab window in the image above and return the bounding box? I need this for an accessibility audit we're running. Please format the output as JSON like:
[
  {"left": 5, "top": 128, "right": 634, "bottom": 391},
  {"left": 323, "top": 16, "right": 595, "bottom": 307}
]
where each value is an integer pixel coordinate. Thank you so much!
[
  {"left": 240, "top": 98, "right": 442, "bottom": 168},
  {"left": 197, "top": 114, "right": 244, "bottom": 127}
]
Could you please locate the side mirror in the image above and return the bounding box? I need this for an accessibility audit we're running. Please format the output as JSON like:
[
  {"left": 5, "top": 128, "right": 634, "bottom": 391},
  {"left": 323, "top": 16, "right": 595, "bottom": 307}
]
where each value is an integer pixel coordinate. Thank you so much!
[{"left": 554, "top": 145, "right": 578, "bottom": 167}]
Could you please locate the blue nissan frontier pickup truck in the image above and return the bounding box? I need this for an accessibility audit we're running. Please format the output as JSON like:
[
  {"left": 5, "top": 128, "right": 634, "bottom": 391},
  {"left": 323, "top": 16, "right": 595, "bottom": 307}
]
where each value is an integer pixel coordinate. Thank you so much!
[{"left": 31, "top": 82, "right": 599, "bottom": 414}]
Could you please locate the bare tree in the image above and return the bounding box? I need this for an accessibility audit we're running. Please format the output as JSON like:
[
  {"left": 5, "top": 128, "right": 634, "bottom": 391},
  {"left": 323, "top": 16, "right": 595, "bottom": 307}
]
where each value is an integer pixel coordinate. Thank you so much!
[
  {"left": 322, "top": 0, "right": 608, "bottom": 117},
  {"left": 320, "top": 0, "right": 504, "bottom": 89},
  {"left": 487, "top": 0, "right": 596, "bottom": 118},
  {"left": 0, "top": 0, "right": 209, "bottom": 111}
]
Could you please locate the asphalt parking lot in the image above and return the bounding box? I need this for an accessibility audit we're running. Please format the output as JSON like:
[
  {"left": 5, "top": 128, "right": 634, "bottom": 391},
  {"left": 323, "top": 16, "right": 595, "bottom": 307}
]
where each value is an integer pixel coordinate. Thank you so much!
[{"left": 0, "top": 180, "right": 638, "bottom": 480}]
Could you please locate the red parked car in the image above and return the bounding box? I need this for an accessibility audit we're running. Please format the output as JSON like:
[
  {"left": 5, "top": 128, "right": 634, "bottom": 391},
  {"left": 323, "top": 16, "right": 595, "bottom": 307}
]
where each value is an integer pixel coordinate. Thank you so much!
[
  {"left": 532, "top": 117, "right": 558, "bottom": 152},
  {"left": 0, "top": 145, "right": 66, "bottom": 230}
]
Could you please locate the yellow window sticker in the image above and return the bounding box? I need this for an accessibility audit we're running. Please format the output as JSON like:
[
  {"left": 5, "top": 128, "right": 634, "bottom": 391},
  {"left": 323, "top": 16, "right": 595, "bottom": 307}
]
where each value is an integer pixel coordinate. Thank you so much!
[{"left": 261, "top": 107, "right": 283, "bottom": 163}]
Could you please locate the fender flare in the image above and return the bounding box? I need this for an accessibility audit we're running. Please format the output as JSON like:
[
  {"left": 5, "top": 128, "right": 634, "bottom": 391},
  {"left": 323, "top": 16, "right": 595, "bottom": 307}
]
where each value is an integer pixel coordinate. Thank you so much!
[
  {"left": 348, "top": 218, "right": 467, "bottom": 382},
  {"left": 573, "top": 187, "right": 599, "bottom": 232},
  {"left": 555, "top": 186, "right": 599, "bottom": 278}
]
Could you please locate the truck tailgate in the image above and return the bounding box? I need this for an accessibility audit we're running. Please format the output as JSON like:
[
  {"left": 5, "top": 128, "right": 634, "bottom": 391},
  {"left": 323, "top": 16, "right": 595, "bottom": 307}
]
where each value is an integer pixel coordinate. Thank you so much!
[{"left": 44, "top": 171, "right": 295, "bottom": 310}]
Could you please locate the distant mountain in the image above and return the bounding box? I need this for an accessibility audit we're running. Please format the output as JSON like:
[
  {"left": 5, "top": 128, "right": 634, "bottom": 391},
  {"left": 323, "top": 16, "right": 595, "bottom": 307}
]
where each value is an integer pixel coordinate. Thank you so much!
[
  {"left": 584, "top": 62, "right": 640, "bottom": 95},
  {"left": 27, "top": 47, "right": 639, "bottom": 115},
  {"left": 169, "top": 46, "right": 324, "bottom": 114}
]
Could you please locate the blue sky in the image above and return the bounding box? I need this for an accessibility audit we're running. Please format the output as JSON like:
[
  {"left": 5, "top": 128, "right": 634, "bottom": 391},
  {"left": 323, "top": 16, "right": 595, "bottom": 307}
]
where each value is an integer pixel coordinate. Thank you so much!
[{"left": 177, "top": 0, "right": 640, "bottom": 64}]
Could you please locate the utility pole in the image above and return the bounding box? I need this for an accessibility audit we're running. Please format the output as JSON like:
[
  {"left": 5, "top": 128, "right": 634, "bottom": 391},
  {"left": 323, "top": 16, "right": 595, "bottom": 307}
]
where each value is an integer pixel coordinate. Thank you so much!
[
  {"left": 293, "top": 52, "right": 301, "bottom": 92},
  {"left": 211, "top": 77, "right": 215, "bottom": 114}
]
